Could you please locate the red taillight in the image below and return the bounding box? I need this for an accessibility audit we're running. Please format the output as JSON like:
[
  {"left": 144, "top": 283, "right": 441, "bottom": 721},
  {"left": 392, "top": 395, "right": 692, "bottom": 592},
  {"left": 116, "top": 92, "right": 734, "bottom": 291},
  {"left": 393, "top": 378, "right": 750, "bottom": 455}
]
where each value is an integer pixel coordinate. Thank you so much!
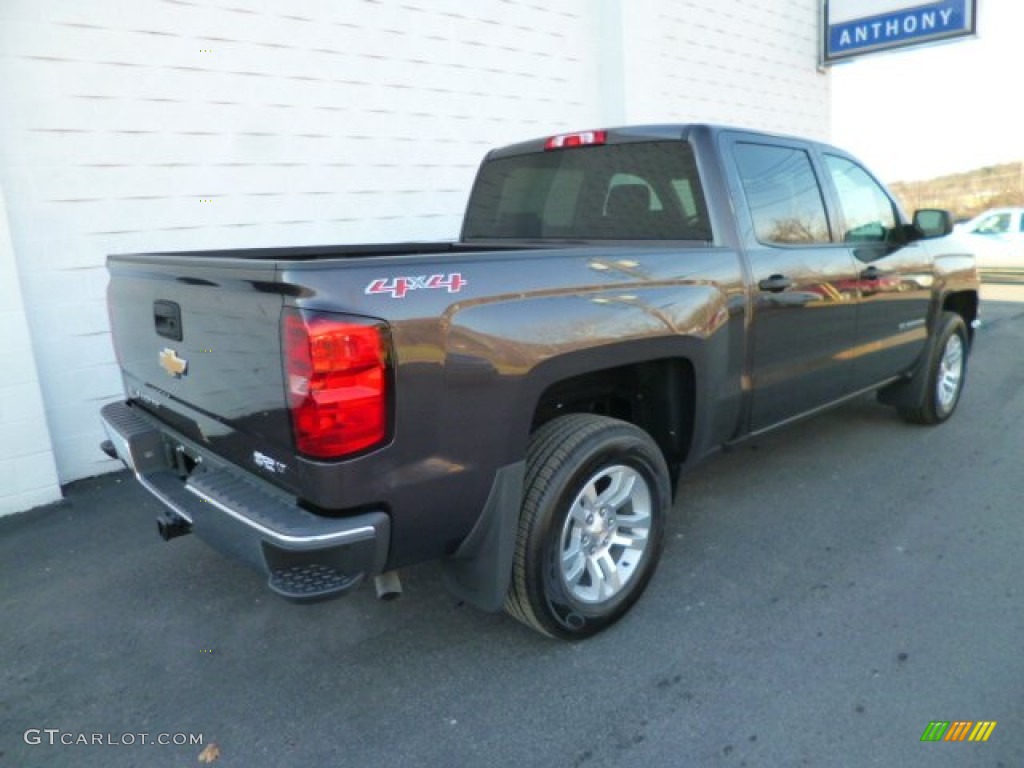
[
  {"left": 282, "top": 309, "right": 390, "bottom": 459},
  {"left": 544, "top": 130, "right": 607, "bottom": 151}
]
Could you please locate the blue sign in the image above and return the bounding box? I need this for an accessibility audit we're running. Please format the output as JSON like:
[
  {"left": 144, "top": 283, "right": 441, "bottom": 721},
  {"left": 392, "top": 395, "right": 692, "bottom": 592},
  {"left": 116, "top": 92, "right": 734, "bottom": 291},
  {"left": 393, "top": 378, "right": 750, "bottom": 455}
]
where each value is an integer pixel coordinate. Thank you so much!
[{"left": 824, "top": 0, "right": 976, "bottom": 63}]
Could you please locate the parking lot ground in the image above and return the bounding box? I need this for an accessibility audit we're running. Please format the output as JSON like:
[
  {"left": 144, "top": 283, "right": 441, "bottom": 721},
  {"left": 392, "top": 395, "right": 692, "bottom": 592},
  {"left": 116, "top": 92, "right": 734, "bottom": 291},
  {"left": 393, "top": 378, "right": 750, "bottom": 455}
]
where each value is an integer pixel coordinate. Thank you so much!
[{"left": 3, "top": 286, "right": 1024, "bottom": 768}]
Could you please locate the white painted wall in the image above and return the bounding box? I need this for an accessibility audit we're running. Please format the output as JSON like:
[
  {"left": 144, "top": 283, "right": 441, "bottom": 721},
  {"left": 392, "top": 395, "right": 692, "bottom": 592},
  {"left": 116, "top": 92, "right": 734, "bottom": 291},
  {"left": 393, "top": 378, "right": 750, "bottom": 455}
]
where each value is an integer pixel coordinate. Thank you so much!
[
  {"left": 0, "top": 0, "right": 828, "bottom": 514},
  {"left": 620, "top": 0, "right": 830, "bottom": 136},
  {"left": 0, "top": 185, "right": 62, "bottom": 515}
]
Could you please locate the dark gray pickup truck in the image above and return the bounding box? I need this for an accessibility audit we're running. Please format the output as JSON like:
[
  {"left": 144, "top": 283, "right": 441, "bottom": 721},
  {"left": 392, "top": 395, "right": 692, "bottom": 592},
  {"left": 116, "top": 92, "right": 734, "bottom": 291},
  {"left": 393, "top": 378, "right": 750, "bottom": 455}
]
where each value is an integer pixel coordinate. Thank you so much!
[{"left": 100, "top": 124, "right": 979, "bottom": 639}]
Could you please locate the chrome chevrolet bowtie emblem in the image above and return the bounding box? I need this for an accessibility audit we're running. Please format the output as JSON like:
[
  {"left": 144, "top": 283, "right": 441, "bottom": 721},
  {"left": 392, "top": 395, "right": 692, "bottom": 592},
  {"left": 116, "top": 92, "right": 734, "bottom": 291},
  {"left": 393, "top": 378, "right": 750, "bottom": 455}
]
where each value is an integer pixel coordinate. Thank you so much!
[{"left": 159, "top": 348, "right": 188, "bottom": 378}]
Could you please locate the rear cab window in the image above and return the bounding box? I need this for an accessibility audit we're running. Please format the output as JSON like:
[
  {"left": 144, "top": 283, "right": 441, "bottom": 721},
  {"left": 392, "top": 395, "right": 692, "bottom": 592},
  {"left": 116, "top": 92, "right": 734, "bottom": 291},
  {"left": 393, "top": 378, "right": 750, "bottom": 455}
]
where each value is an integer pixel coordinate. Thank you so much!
[{"left": 463, "top": 142, "right": 712, "bottom": 241}]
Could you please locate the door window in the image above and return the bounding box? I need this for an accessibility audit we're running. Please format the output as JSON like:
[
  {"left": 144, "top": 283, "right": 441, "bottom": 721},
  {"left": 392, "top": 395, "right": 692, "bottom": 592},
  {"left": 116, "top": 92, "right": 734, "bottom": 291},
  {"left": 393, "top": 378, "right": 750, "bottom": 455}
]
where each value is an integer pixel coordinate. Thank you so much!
[
  {"left": 973, "top": 212, "right": 1011, "bottom": 235},
  {"left": 824, "top": 155, "right": 897, "bottom": 244},
  {"left": 733, "top": 144, "right": 831, "bottom": 245}
]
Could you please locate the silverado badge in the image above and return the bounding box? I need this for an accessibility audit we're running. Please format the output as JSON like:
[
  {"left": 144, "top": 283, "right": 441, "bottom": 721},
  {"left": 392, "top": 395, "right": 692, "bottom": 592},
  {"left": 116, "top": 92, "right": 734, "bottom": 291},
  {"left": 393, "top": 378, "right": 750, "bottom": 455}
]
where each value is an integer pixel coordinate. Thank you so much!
[{"left": 159, "top": 348, "right": 188, "bottom": 378}]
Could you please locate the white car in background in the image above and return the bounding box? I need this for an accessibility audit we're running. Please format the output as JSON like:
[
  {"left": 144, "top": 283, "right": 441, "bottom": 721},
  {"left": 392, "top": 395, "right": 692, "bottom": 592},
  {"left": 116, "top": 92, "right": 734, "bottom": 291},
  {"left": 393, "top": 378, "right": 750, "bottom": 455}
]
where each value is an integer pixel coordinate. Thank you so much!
[{"left": 955, "top": 207, "right": 1024, "bottom": 277}]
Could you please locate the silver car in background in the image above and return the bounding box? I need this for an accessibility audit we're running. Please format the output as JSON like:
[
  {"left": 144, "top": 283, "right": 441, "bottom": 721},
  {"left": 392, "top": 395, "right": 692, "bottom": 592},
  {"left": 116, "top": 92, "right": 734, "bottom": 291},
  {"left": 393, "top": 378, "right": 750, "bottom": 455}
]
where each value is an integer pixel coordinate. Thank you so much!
[{"left": 955, "top": 207, "right": 1024, "bottom": 278}]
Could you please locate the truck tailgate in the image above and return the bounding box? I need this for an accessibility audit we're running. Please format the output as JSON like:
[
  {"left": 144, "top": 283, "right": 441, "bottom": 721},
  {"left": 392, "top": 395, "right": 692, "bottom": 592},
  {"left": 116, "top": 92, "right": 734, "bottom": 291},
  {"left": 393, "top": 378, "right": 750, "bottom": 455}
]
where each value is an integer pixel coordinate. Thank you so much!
[{"left": 107, "top": 255, "right": 298, "bottom": 492}]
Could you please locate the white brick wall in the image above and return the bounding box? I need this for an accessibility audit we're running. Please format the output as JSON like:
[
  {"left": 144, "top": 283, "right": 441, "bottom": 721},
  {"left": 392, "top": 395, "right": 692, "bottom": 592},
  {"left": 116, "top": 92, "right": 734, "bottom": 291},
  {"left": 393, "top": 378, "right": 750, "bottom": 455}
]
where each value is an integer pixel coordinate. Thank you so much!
[
  {"left": 0, "top": 185, "right": 61, "bottom": 515},
  {"left": 0, "top": 0, "right": 829, "bottom": 514},
  {"left": 619, "top": 0, "right": 830, "bottom": 137}
]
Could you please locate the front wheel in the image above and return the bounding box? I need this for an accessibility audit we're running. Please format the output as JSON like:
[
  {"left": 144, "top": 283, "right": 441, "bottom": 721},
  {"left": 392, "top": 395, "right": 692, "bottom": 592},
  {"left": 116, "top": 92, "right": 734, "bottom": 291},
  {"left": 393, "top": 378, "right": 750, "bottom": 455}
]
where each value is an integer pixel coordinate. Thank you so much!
[
  {"left": 898, "top": 311, "right": 969, "bottom": 425},
  {"left": 504, "top": 414, "right": 670, "bottom": 640}
]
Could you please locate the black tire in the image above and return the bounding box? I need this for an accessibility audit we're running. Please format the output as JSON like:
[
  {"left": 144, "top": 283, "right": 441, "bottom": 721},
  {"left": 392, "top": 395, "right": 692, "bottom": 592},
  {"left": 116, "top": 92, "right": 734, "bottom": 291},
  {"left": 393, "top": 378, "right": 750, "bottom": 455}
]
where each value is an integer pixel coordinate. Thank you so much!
[
  {"left": 504, "top": 414, "right": 670, "bottom": 640},
  {"left": 898, "top": 311, "right": 969, "bottom": 425}
]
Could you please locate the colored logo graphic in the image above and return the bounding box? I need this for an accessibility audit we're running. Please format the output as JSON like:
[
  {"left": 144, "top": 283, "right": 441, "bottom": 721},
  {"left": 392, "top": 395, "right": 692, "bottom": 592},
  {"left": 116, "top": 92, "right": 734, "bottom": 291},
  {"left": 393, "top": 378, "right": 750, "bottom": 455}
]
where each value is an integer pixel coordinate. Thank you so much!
[{"left": 920, "top": 721, "right": 997, "bottom": 742}]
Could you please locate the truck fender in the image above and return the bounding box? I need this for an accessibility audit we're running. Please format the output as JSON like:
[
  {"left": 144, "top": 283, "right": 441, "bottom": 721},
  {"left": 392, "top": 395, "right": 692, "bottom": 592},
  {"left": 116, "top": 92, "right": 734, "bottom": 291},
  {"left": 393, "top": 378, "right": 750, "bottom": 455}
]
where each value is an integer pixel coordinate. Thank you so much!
[{"left": 878, "top": 293, "right": 976, "bottom": 410}]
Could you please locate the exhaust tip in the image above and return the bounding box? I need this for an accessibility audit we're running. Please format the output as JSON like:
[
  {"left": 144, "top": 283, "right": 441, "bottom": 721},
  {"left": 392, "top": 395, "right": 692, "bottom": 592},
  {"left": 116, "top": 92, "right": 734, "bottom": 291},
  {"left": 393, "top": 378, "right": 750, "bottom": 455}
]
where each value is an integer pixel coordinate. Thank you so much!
[
  {"left": 374, "top": 571, "right": 403, "bottom": 601},
  {"left": 156, "top": 512, "right": 192, "bottom": 541},
  {"left": 100, "top": 440, "right": 118, "bottom": 460}
]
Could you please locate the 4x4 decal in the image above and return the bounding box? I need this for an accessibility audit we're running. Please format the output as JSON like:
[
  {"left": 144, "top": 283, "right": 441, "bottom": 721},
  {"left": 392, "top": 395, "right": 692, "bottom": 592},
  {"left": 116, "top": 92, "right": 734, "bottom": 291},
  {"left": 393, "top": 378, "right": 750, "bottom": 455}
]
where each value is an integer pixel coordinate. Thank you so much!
[{"left": 365, "top": 273, "right": 468, "bottom": 299}]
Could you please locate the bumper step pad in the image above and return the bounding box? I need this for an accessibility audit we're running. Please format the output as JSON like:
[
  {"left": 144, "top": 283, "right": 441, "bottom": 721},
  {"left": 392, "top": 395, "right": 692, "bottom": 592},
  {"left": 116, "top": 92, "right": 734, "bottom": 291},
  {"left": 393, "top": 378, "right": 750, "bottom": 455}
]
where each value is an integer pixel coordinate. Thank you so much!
[{"left": 268, "top": 563, "right": 362, "bottom": 602}]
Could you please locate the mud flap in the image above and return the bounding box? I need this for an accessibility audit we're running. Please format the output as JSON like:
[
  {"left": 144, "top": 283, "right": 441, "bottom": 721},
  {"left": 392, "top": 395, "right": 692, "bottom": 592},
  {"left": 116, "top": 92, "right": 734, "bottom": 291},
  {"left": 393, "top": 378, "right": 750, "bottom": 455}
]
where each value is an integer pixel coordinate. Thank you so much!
[{"left": 440, "top": 461, "right": 525, "bottom": 612}]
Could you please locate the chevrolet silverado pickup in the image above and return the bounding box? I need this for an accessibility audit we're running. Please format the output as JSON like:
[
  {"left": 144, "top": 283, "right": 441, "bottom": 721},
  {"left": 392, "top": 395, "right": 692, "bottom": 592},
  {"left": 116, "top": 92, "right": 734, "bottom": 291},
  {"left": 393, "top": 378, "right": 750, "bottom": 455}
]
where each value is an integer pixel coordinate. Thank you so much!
[{"left": 100, "top": 124, "right": 979, "bottom": 639}]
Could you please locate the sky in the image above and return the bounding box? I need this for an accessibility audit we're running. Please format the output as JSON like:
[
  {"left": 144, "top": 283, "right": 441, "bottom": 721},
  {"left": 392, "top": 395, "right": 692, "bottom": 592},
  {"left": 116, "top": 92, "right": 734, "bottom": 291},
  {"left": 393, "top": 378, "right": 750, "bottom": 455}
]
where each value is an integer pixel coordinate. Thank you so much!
[{"left": 830, "top": 0, "right": 1022, "bottom": 183}]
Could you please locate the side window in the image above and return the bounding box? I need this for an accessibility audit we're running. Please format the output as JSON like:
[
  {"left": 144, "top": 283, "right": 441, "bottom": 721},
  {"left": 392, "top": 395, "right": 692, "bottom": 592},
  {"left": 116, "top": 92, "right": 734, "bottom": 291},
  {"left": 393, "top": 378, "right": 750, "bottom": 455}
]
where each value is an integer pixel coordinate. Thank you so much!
[
  {"left": 973, "top": 213, "right": 1010, "bottom": 235},
  {"left": 824, "top": 155, "right": 897, "bottom": 244},
  {"left": 733, "top": 143, "right": 831, "bottom": 245}
]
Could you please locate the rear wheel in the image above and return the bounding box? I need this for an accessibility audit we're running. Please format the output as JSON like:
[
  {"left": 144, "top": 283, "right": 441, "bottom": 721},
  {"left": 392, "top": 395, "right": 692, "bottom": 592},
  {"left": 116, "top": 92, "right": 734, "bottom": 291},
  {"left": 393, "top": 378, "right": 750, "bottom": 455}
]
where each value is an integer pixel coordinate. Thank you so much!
[
  {"left": 504, "top": 414, "right": 670, "bottom": 640},
  {"left": 898, "top": 311, "right": 969, "bottom": 425}
]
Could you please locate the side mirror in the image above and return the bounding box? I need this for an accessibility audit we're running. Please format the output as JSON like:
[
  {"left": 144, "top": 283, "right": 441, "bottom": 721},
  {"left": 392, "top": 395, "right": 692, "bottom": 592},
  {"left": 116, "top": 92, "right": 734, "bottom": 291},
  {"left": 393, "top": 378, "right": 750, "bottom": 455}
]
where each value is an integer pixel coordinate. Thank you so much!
[{"left": 913, "top": 209, "right": 954, "bottom": 239}]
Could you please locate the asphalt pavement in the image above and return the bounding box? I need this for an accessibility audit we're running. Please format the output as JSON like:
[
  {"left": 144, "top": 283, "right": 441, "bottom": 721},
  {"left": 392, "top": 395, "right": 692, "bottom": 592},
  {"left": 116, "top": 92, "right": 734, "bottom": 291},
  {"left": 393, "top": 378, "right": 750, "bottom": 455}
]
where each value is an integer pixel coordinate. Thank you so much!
[{"left": 3, "top": 285, "right": 1023, "bottom": 768}]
